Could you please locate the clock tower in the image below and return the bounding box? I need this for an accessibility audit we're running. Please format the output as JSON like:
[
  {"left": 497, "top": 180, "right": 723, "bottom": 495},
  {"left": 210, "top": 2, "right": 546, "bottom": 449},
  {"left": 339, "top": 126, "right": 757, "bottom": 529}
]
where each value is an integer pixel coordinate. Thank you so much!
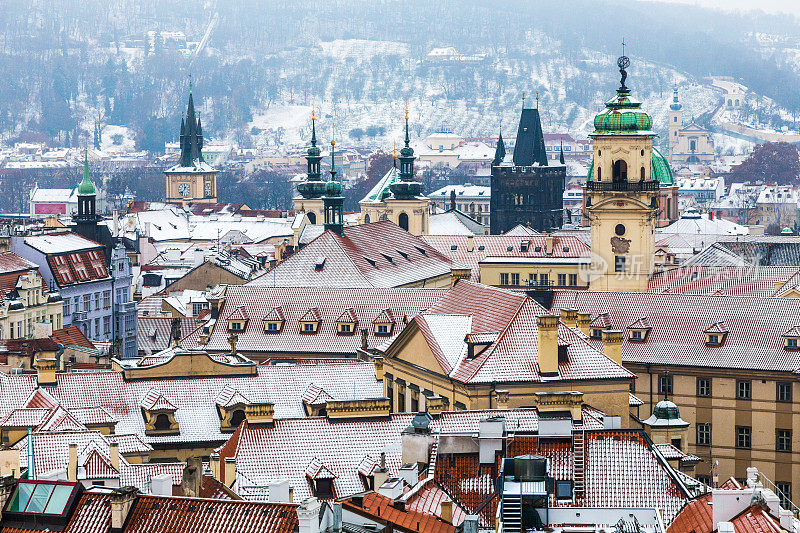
[
  {"left": 165, "top": 86, "right": 218, "bottom": 206},
  {"left": 585, "top": 54, "right": 673, "bottom": 292}
]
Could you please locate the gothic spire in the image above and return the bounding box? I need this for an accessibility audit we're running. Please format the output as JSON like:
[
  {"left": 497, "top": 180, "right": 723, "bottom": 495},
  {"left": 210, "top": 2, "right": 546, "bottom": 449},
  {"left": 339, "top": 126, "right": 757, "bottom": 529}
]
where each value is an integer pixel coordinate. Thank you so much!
[
  {"left": 512, "top": 100, "right": 548, "bottom": 167},
  {"left": 559, "top": 138, "right": 565, "bottom": 165},
  {"left": 179, "top": 87, "right": 204, "bottom": 167},
  {"left": 493, "top": 121, "right": 506, "bottom": 166}
]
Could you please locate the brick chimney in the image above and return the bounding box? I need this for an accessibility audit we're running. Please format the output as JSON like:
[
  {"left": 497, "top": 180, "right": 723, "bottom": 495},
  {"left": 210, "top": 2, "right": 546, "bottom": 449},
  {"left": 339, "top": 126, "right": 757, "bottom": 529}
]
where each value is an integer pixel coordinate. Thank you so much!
[
  {"left": 426, "top": 395, "right": 445, "bottom": 417},
  {"left": 440, "top": 499, "right": 453, "bottom": 524},
  {"left": 559, "top": 308, "right": 577, "bottom": 327},
  {"left": 576, "top": 312, "right": 591, "bottom": 336},
  {"left": 181, "top": 457, "right": 202, "bottom": 497},
  {"left": 545, "top": 235, "right": 554, "bottom": 256},
  {"left": 109, "top": 441, "right": 119, "bottom": 471},
  {"left": 68, "top": 442, "right": 78, "bottom": 482},
  {"left": 34, "top": 357, "right": 57, "bottom": 386},
  {"left": 537, "top": 315, "right": 559, "bottom": 376},
  {"left": 601, "top": 330, "right": 624, "bottom": 365},
  {"left": 466, "top": 235, "right": 474, "bottom": 252},
  {"left": 110, "top": 486, "right": 138, "bottom": 533}
]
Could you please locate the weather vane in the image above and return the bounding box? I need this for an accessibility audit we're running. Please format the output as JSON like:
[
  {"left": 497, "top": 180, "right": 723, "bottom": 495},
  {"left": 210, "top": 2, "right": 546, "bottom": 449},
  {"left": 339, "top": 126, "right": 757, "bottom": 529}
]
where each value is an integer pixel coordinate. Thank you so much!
[
  {"left": 522, "top": 91, "right": 526, "bottom": 107},
  {"left": 535, "top": 91, "right": 539, "bottom": 109}
]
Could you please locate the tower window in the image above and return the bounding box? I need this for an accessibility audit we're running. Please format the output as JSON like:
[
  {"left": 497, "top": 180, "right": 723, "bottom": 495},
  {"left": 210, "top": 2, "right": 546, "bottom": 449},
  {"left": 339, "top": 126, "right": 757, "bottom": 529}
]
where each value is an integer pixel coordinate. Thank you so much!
[
  {"left": 640, "top": 166, "right": 646, "bottom": 180},
  {"left": 614, "top": 256, "right": 626, "bottom": 273},
  {"left": 597, "top": 167, "right": 602, "bottom": 181},
  {"left": 641, "top": 149, "right": 644, "bottom": 156},
  {"left": 612, "top": 160, "right": 627, "bottom": 182},
  {"left": 673, "top": 117, "right": 677, "bottom": 122},
  {"left": 398, "top": 212, "right": 409, "bottom": 231}
]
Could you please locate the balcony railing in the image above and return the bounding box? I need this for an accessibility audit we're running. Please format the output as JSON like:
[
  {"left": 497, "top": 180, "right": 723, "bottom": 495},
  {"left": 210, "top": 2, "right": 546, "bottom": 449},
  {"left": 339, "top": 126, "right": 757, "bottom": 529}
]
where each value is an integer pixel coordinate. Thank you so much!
[{"left": 586, "top": 180, "right": 659, "bottom": 192}]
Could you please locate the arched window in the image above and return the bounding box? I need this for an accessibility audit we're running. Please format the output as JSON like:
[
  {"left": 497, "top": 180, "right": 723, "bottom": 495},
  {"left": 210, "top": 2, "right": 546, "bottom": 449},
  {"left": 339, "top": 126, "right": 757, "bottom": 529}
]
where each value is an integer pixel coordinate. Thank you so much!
[
  {"left": 306, "top": 212, "right": 317, "bottom": 224},
  {"left": 612, "top": 160, "right": 627, "bottom": 182},
  {"left": 727, "top": 99, "right": 732, "bottom": 106},
  {"left": 597, "top": 167, "right": 602, "bottom": 181},
  {"left": 364, "top": 213, "right": 370, "bottom": 224},
  {"left": 154, "top": 414, "right": 172, "bottom": 431},
  {"left": 640, "top": 166, "right": 646, "bottom": 180},
  {"left": 230, "top": 409, "right": 246, "bottom": 428},
  {"left": 690, "top": 140, "right": 696, "bottom": 151},
  {"left": 398, "top": 212, "right": 409, "bottom": 231}
]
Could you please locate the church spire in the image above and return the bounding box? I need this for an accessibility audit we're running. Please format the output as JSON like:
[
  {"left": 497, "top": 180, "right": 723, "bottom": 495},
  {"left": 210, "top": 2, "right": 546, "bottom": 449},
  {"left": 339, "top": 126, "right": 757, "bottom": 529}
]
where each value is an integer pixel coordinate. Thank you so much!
[
  {"left": 391, "top": 103, "right": 423, "bottom": 199},
  {"left": 76, "top": 148, "right": 98, "bottom": 224},
  {"left": 559, "top": 138, "right": 565, "bottom": 165},
  {"left": 298, "top": 106, "right": 325, "bottom": 199},
  {"left": 179, "top": 86, "right": 205, "bottom": 167},
  {"left": 493, "top": 121, "right": 506, "bottom": 166},
  {"left": 329, "top": 124, "right": 336, "bottom": 180},
  {"left": 512, "top": 94, "right": 548, "bottom": 167}
]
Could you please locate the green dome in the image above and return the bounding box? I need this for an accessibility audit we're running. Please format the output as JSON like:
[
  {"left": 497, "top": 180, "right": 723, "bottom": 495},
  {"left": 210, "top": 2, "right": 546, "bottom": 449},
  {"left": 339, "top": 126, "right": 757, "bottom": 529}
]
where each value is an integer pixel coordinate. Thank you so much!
[
  {"left": 652, "top": 400, "right": 681, "bottom": 420},
  {"left": 297, "top": 179, "right": 326, "bottom": 199},
  {"left": 325, "top": 180, "right": 342, "bottom": 196},
  {"left": 586, "top": 147, "right": 674, "bottom": 186},
  {"left": 593, "top": 89, "right": 653, "bottom": 134}
]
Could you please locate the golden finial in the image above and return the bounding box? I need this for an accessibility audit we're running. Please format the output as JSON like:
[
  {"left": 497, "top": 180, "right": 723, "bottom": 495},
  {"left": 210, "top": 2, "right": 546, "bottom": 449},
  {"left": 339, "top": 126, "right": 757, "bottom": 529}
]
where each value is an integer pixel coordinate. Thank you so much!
[
  {"left": 312, "top": 102, "right": 315, "bottom": 121},
  {"left": 393, "top": 140, "right": 397, "bottom": 158},
  {"left": 405, "top": 100, "right": 409, "bottom": 121},
  {"left": 522, "top": 91, "right": 526, "bottom": 104},
  {"left": 535, "top": 91, "right": 539, "bottom": 109},
  {"left": 331, "top": 123, "right": 335, "bottom": 147}
]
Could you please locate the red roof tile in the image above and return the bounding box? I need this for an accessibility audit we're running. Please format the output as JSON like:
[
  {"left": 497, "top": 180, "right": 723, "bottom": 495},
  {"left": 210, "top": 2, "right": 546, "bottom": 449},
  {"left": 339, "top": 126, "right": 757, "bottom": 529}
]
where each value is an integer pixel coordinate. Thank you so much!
[
  {"left": 139, "top": 388, "right": 177, "bottom": 411},
  {"left": 344, "top": 491, "right": 456, "bottom": 533},
  {"left": 0, "top": 252, "right": 37, "bottom": 274},
  {"left": 298, "top": 308, "right": 321, "bottom": 323},
  {"left": 125, "top": 495, "right": 298, "bottom": 533},
  {"left": 50, "top": 326, "right": 95, "bottom": 350},
  {"left": 649, "top": 266, "right": 800, "bottom": 297},
  {"left": 336, "top": 308, "right": 358, "bottom": 323},
  {"left": 250, "top": 221, "right": 459, "bottom": 288}
]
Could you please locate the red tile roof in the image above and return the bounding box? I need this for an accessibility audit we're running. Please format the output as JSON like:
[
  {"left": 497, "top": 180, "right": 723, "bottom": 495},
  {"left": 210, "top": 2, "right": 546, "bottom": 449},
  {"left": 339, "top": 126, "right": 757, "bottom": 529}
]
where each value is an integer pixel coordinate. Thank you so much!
[
  {"left": 205, "top": 286, "right": 445, "bottom": 355},
  {"left": 422, "top": 235, "right": 590, "bottom": 282},
  {"left": 124, "top": 495, "right": 298, "bottom": 533},
  {"left": 336, "top": 308, "right": 358, "bottom": 323},
  {"left": 249, "top": 221, "right": 459, "bottom": 288},
  {"left": 47, "top": 249, "right": 109, "bottom": 287},
  {"left": 298, "top": 307, "right": 321, "bottom": 323},
  {"left": 64, "top": 492, "right": 110, "bottom": 532},
  {"left": 0, "top": 252, "right": 37, "bottom": 274},
  {"left": 344, "top": 491, "right": 456, "bottom": 533},
  {"left": 669, "top": 493, "right": 783, "bottom": 533},
  {"left": 551, "top": 290, "right": 800, "bottom": 371},
  {"left": 402, "top": 281, "right": 633, "bottom": 384},
  {"left": 51, "top": 326, "right": 95, "bottom": 350},
  {"left": 139, "top": 388, "right": 178, "bottom": 411},
  {"left": 648, "top": 266, "right": 800, "bottom": 297}
]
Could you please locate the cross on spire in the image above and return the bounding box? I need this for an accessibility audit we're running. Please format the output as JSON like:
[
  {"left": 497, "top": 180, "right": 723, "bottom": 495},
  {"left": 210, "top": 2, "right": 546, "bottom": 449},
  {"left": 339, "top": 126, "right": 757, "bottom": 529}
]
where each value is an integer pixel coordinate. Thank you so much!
[
  {"left": 535, "top": 91, "right": 539, "bottom": 109},
  {"left": 521, "top": 91, "right": 526, "bottom": 108}
]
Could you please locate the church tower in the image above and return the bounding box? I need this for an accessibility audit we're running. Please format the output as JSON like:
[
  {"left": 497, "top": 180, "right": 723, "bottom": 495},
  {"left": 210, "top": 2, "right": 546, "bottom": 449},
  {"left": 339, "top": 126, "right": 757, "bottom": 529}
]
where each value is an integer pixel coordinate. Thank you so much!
[
  {"left": 75, "top": 150, "right": 100, "bottom": 227},
  {"left": 668, "top": 85, "right": 683, "bottom": 160},
  {"left": 294, "top": 107, "right": 327, "bottom": 225},
  {"left": 165, "top": 84, "right": 218, "bottom": 206},
  {"left": 383, "top": 104, "right": 429, "bottom": 235},
  {"left": 322, "top": 128, "right": 344, "bottom": 236},
  {"left": 586, "top": 55, "right": 664, "bottom": 292}
]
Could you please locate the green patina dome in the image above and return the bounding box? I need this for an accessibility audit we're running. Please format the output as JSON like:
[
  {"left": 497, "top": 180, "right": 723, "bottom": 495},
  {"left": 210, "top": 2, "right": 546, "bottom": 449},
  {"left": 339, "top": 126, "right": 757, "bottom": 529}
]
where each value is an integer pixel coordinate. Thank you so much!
[
  {"left": 297, "top": 179, "right": 327, "bottom": 199},
  {"left": 325, "top": 180, "right": 342, "bottom": 196},
  {"left": 593, "top": 89, "right": 653, "bottom": 134},
  {"left": 652, "top": 399, "right": 681, "bottom": 420}
]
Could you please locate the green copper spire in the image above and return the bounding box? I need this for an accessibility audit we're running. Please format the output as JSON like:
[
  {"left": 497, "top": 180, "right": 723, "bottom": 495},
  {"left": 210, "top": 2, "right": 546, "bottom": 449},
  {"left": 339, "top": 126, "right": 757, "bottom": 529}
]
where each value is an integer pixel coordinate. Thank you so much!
[
  {"left": 391, "top": 101, "right": 423, "bottom": 198},
  {"left": 77, "top": 149, "right": 96, "bottom": 196},
  {"left": 298, "top": 106, "right": 326, "bottom": 199}
]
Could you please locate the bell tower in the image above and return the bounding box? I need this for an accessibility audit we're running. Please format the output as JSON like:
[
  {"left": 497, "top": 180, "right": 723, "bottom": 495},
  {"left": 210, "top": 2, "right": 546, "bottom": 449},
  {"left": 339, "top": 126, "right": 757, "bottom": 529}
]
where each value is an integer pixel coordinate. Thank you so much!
[
  {"left": 668, "top": 85, "right": 683, "bottom": 161},
  {"left": 294, "top": 106, "right": 327, "bottom": 225},
  {"left": 585, "top": 54, "right": 659, "bottom": 292}
]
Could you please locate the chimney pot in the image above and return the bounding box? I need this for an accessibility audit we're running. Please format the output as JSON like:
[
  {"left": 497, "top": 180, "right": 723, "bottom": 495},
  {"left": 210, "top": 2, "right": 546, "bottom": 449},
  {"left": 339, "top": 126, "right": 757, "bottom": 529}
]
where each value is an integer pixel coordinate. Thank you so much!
[
  {"left": 109, "top": 441, "right": 119, "bottom": 471},
  {"left": 601, "top": 330, "right": 624, "bottom": 365},
  {"left": 536, "top": 315, "right": 560, "bottom": 376},
  {"left": 68, "top": 442, "right": 78, "bottom": 482},
  {"left": 223, "top": 457, "right": 236, "bottom": 488}
]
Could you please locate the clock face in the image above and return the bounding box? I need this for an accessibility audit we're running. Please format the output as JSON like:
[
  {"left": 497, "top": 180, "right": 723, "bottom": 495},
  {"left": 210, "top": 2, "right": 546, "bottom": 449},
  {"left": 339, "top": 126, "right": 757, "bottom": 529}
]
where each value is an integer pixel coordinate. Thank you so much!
[
  {"left": 205, "top": 181, "right": 212, "bottom": 197},
  {"left": 178, "top": 183, "right": 191, "bottom": 197}
]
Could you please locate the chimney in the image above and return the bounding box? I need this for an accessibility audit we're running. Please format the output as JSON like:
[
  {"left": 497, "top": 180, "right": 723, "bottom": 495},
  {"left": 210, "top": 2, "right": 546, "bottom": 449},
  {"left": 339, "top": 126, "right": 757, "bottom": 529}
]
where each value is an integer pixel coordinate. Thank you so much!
[
  {"left": 68, "top": 442, "right": 78, "bottom": 482},
  {"left": 150, "top": 474, "right": 172, "bottom": 496},
  {"left": 426, "top": 395, "right": 445, "bottom": 417},
  {"left": 494, "top": 389, "right": 509, "bottom": 410},
  {"left": 181, "top": 457, "right": 202, "bottom": 498},
  {"left": 601, "top": 330, "right": 624, "bottom": 365},
  {"left": 0, "top": 476, "right": 15, "bottom": 521},
  {"left": 267, "top": 480, "right": 290, "bottom": 503},
  {"left": 209, "top": 453, "right": 220, "bottom": 480},
  {"left": 373, "top": 356, "right": 384, "bottom": 381},
  {"left": 559, "top": 308, "right": 577, "bottom": 327},
  {"left": 536, "top": 315, "right": 559, "bottom": 376},
  {"left": 462, "top": 515, "right": 479, "bottom": 533},
  {"left": 576, "top": 312, "right": 591, "bottom": 336},
  {"left": 34, "top": 357, "right": 57, "bottom": 386},
  {"left": 297, "top": 497, "right": 322, "bottom": 533},
  {"left": 440, "top": 499, "right": 453, "bottom": 524},
  {"left": 545, "top": 235, "right": 554, "bottom": 256},
  {"left": 109, "top": 442, "right": 119, "bottom": 472},
  {"left": 361, "top": 328, "right": 369, "bottom": 351},
  {"left": 466, "top": 235, "right": 474, "bottom": 252},
  {"left": 373, "top": 452, "right": 390, "bottom": 489},
  {"left": 110, "top": 486, "right": 138, "bottom": 533},
  {"left": 397, "top": 463, "right": 418, "bottom": 487},
  {"left": 224, "top": 457, "right": 236, "bottom": 487}
]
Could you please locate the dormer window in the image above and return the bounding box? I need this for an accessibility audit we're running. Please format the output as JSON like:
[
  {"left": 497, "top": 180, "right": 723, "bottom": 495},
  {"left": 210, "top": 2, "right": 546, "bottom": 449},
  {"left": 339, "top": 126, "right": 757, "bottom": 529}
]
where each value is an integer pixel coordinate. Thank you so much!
[
  {"left": 227, "top": 307, "right": 249, "bottom": 332},
  {"left": 373, "top": 309, "right": 395, "bottom": 337},
  {"left": 783, "top": 326, "right": 800, "bottom": 350},
  {"left": 591, "top": 328, "right": 603, "bottom": 339},
  {"left": 336, "top": 308, "right": 357, "bottom": 336},
  {"left": 626, "top": 317, "right": 651, "bottom": 343},
  {"left": 704, "top": 322, "right": 728, "bottom": 346},
  {"left": 263, "top": 307, "right": 285, "bottom": 334},
  {"left": 589, "top": 313, "right": 611, "bottom": 339},
  {"left": 299, "top": 308, "right": 322, "bottom": 334}
]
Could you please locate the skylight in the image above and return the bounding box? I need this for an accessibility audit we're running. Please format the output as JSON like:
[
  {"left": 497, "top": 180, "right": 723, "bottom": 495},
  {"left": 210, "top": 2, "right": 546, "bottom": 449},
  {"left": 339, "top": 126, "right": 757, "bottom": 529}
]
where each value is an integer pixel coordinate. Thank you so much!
[{"left": 5, "top": 480, "right": 76, "bottom": 516}]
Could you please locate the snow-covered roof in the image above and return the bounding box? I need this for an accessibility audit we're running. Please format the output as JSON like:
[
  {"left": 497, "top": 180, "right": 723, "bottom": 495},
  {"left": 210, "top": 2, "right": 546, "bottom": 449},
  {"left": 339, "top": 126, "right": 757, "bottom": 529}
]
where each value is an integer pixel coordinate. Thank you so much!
[
  {"left": 30, "top": 188, "right": 77, "bottom": 203},
  {"left": 430, "top": 184, "right": 490, "bottom": 199}
]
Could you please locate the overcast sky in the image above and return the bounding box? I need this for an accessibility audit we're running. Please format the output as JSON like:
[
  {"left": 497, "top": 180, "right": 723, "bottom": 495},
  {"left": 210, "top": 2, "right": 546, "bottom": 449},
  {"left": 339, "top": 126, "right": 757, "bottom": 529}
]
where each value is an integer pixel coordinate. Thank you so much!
[{"left": 650, "top": 0, "right": 800, "bottom": 17}]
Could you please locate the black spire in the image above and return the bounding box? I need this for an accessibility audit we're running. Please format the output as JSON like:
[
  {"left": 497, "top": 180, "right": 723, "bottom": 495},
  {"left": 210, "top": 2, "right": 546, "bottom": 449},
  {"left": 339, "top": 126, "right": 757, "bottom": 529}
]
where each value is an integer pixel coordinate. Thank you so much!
[
  {"left": 493, "top": 122, "right": 506, "bottom": 166},
  {"left": 512, "top": 95, "right": 548, "bottom": 167},
  {"left": 179, "top": 87, "right": 205, "bottom": 167},
  {"left": 323, "top": 126, "right": 344, "bottom": 236},
  {"left": 559, "top": 138, "right": 565, "bottom": 165}
]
